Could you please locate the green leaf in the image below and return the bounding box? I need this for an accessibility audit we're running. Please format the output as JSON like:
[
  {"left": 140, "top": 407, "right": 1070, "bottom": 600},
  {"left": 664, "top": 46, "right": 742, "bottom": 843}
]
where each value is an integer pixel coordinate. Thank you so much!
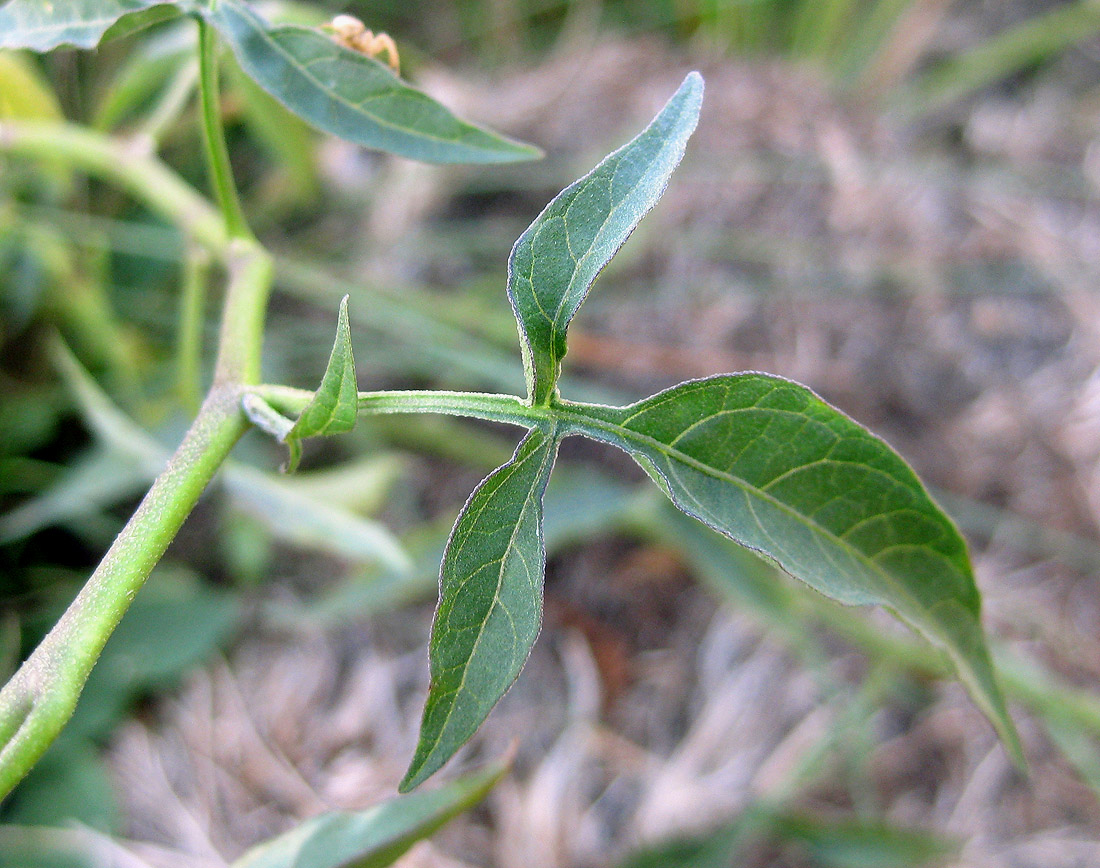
[
  {"left": 507, "top": 72, "right": 702, "bottom": 405},
  {"left": 0, "top": 52, "right": 63, "bottom": 121},
  {"left": 100, "top": 3, "right": 182, "bottom": 43},
  {"left": 0, "top": 0, "right": 179, "bottom": 52},
  {"left": 558, "top": 374, "right": 1022, "bottom": 764},
  {"left": 204, "top": 0, "right": 541, "bottom": 165},
  {"left": 283, "top": 295, "right": 357, "bottom": 472},
  {"left": 401, "top": 426, "right": 560, "bottom": 791},
  {"left": 233, "top": 761, "right": 506, "bottom": 868}
]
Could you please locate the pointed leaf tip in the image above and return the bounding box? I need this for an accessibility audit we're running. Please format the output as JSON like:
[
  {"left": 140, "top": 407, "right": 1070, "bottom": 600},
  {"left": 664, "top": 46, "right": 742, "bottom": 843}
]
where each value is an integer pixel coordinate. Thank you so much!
[
  {"left": 507, "top": 71, "right": 703, "bottom": 405},
  {"left": 204, "top": 0, "right": 542, "bottom": 164},
  {"left": 561, "top": 373, "right": 1021, "bottom": 761},
  {"left": 401, "top": 427, "right": 560, "bottom": 791},
  {"left": 283, "top": 295, "right": 357, "bottom": 472}
]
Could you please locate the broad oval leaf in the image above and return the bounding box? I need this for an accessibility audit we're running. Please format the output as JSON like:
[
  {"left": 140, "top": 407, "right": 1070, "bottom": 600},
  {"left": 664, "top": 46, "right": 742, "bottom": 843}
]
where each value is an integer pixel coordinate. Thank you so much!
[
  {"left": 283, "top": 294, "right": 357, "bottom": 472},
  {"left": 560, "top": 374, "right": 1022, "bottom": 762},
  {"left": 204, "top": 0, "right": 541, "bottom": 164},
  {"left": 401, "top": 426, "right": 560, "bottom": 792},
  {"left": 233, "top": 761, "right": 505, "bottom": 868},
  {"left": 0, "top": 0, "right": 178, "bottom": 51},
  {"left": 507, "top": 72, "right": 702, "bottom": 405}
]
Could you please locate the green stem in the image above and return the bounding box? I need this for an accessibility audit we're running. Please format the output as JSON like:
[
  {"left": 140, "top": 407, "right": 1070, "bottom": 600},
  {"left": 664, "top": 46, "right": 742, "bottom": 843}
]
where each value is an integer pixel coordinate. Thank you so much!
[
  {"left": 0, "top": 121, "right": 226, "bottom": 252},
  {"left": 0, "top": 110, "right": 273, "bottom": 798},
  {"left": 198, "top": 18, "right": 251, "bottom": 241},
  {"left": 0, "top": 387, "right": 245, "bottom": 797},
  {"left": 254, "top": 386, "right": 553, "bottom": 429},
  {"left": 177, "top": 245, "right": 209, "bottom": 412}
]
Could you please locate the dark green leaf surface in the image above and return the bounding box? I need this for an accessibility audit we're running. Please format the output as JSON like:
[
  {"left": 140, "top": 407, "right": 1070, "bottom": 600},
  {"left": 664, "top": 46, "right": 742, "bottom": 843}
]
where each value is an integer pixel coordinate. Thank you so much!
[
  {"left": 232, "top": 761, "right": 505, "bottom": 868},
  {"left": 560, "top": 374, "right": 1021, "bottom": 761},
  {"left": 507, "top": 72, "right": 702, "bottom": 405},
  {"left": 0, "top": 0, "right": 176, "bottom": 51},
  {"left": 284, "top": 295, "right": 357, "bottom": 471},
  {"left": 205, "top": 0, "right": 541, "bottom": 164},
  {"left": 402, "top": 426, "right": 560, "bottom": 791}
]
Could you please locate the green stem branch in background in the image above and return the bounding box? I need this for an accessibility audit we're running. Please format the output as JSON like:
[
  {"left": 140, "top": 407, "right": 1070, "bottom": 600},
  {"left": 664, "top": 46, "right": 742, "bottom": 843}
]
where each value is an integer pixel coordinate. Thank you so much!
[
  {"left": 198, "top": 17, "right": 252, "bottom": 241},
  {"left": 0, "top": 121, "right": 226, "bottom": 252}
]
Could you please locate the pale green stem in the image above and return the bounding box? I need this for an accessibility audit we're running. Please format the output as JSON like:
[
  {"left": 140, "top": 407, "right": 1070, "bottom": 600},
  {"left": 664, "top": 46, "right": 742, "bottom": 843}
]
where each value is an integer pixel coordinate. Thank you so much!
[
  {"left": 0, "top": 122, "right": 226, "bottom": 253},
  {"left": 0, "top": 67, "right": 272, "bottom": 798},
  {"left": 0, "top": 234, "right": 271, "bottom": 796},
  {"left": 177, "top": 245, "right": 209, "bottom": 412},
  {"left": 253, "top": 385, "right": 553, "bottom": 430}
]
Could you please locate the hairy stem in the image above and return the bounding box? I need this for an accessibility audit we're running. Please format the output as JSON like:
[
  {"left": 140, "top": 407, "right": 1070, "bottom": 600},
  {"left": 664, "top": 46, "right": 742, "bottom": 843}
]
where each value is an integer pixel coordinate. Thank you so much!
[
  {"left": 0, "top": 75, "right": 273, "bottom": 797},
  {"left": 253, "top": 385, "right": 553, "bottom": 430},
  {"left": 0, "top": 387, "right": 244, "bottom": 797}
]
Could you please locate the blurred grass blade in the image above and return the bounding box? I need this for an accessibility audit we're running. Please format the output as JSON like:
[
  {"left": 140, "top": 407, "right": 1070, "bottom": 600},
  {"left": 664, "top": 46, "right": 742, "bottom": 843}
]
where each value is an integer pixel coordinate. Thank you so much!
[
  {"left": 0, "top": 0, "right": 181, "bottom": 51},
  {"left": 0, "top": 449, "right": 149, "bottom": 544},
  {"left": 402, "top": 426, "right": 560, "bottom": 791},
  {"left": 233, "top": 761, "right": 506, "bottom": 868},
  {"left": 223, "top": 465, "right": 410, "bottom": 572},
  {"left": 283, "top": 295, "right": 357, "bottom": 472},
  {"left": 507, "top": 72, "right": 701, "bottom": 405},
  {"left": 905, "top": 0, "right": 1100, "bottom": 112},
  {"left": 620, "top": 806, "right": 956, "bottom": 868},
  {"left": 562, "top": 373, "right": 1023, "bottom": 765},
  {"left": 205, "top": 0, "right": 542, "bottom": 164}
]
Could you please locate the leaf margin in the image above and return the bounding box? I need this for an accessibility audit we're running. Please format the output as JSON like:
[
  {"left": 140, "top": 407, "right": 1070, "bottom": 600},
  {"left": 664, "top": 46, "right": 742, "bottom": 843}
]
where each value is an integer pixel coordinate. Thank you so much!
[
  {"left": 401, "top": 424, "right": 561, "bottom": 792},
  {"left": 203, "top": 0, "right": 542, "bottom": 165},
  {"left": 550, "top": 373, "right": 1024, "bottom": 765},
  {"left": 506, "top": 70, "right": 703, "bottom": 405}
]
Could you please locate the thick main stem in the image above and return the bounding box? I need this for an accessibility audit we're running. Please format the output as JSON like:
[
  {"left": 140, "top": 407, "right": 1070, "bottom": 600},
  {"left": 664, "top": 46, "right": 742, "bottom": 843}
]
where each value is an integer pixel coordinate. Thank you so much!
[
  {"left": 0, "top": 388, "right": 244, "bottom": 796},
  {"left": 0, "top": 40, "right": 271, "bottom": 796}
]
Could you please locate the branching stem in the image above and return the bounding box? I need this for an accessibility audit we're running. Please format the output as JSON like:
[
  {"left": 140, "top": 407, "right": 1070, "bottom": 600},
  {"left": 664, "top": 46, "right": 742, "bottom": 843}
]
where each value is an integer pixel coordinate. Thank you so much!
[{"left": 0, "top": 40, "right": 272, "bottom": 798}]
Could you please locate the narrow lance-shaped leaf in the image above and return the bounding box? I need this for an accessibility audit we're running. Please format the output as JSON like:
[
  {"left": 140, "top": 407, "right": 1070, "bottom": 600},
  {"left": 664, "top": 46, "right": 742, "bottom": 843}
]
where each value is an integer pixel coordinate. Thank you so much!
[
  {"left": 204, "top": 0, "right": 541, "bottom": 165},
  {"left": 283, "top": 294, "right": 357, "bottom": 472},
  {"left": 401, "top": 426, "right": 560, "bottom": 791},
  {"left": 0, "top": 0, "right": 180, "bottom": 52},
  {"left": 507, "top": 71, "right": 702, "bottom": 405},
  {"left": 233, "top": 761, "right": 506, "bottom": 868},
  {"left": 559, "top": 374, "right": 1023, "bottom": 764}
]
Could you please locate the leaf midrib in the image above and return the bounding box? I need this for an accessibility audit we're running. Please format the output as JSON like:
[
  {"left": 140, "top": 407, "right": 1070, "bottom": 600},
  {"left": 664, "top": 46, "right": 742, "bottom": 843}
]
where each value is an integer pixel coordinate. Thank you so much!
[
  {"left": 219, "top": 1, "right": 511, "bottom": 153},
  {"left": 417, "top": 429, "right": 556, "bottom": 770}
]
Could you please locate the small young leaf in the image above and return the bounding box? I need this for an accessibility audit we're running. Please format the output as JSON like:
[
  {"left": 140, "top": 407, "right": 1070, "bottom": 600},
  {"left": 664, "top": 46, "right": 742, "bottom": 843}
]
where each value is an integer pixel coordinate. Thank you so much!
[
  {"left": 283, "top": 295, "right": 357, "bottom": 472},
  {"left": 0, "top": 0, "right": 179, "bottom": 52},
  {"left": 507, "top": 72, "right": 702, "bottom": 405},
  {"left": 560, "top": 374, "right": 1022, "bottom": 762},
  {"left": 401, "top": 426, "right": 560, "bottom": 791},
  {"left": 203, "top": 0, "right": 541, "bottom": 165},
  {"left": 232, "top": 761, "right": 506, "bottom": 868}
]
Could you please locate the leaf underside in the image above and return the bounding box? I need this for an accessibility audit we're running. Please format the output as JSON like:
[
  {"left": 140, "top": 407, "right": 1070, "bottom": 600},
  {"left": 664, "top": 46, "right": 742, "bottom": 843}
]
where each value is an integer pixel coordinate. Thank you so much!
[
  {"left": 401, "top": 426, "right": 560, "bottom": 792},
  {"left": 0, "top": 0, "right": 176, "bottom": 51},
  {"left": 563, "top": 373, "right": 1022, "bottom": 762},
  {"left": 283, "top": 295, "right": 357, "bottom": 472},
  {"left": 204, "top": 0, "right": 541, "bottom": 164},
  {"left": 507, "top": 71, "right": 702, "bottom": 405}
]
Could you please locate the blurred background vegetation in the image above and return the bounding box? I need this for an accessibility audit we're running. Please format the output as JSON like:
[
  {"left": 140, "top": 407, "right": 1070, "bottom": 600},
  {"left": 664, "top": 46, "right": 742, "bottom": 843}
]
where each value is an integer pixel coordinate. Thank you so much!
[{"left": 2, "top": 1, "right": 1100, "bottom": 866}]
